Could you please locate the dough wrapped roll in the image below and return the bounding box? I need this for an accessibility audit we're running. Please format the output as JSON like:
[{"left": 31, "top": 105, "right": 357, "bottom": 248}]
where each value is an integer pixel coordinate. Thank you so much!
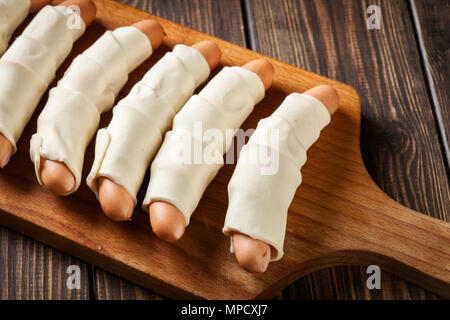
[
  {"left": 143, "top": 66, "right": 265, "bottom": 225},
  {"left": 30, "top": 26, "right": 152, "bottom": 193},
  {"left": 0, "top": 5, "right": 85, "bottom": 153},
  {"left": 86, "top": 44, "right": 210, "bottom": 204},
  {"left": 0, "top": 0, "right": 30, "bottom": 55},
  {"left": 223, "top": 93, "right": 331, "bottom": 261}
]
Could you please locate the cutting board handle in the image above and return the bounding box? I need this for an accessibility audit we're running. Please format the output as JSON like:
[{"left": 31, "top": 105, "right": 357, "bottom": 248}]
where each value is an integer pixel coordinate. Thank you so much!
[{"left": 339, "top": 191, "right": 450, "bottom": 296}]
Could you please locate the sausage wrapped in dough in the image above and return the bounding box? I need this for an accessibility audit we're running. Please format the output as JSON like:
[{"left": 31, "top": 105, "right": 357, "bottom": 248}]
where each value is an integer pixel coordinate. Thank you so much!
[{"left": 223, "top": 93, "right": 331, "bottom": 261}]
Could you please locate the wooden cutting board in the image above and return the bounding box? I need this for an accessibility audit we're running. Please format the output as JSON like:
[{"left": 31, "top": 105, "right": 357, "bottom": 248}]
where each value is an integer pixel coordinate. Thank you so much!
[{"left": 0, "top": 0, "right": 448, "bottom": 299}]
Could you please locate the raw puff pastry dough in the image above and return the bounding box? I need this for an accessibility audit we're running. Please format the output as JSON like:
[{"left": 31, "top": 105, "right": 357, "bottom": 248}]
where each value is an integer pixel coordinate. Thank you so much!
[
  {"left": 0, "top": 0, "right": 30, "bottom": 55},
  {"left": 30, "top": 26, "right": 152, "bottom": 193},
  {"left": 0, "top": 5, "right": 86, "bottom": 153},
  {"left": 223, "top": 93, "right": 331, "bottom": 261},
  {"left": 143, "top": 66, "right": 265, "bottom": 225},
  {"left": 86, "top": 44, "right": 210, "bottom": 204}
]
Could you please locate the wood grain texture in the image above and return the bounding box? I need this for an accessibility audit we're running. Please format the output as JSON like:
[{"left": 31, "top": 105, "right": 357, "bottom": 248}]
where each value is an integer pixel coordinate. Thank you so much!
[
  {"left": 286, "top": 266, "right": 443, "bottom": 300},
  {"left": 410, "top": 0, "right": 450, "bottom": 167},
  {"left": 91, "top": 0, "right": 247, "bottom": 300},
  {"left": 244, "top": 0, "right": 449, "bottom": 299},
  {"left": 0, "top": 226, "right": 91, "bottom": 299},
  {"left": 118, "top": 0, "right": 247, "bottom": 46},
  {"left": 93, "top": 266, "right": 163, "bottom": 300}
]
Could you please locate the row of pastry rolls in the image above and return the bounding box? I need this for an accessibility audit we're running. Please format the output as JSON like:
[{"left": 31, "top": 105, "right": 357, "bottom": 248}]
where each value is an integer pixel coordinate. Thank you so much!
[
  {"left": 136, "top": 53, "right": 338, "bottom": 274},
  {"left": 0, "top": 0, "right": 96, "bottom": 167},
  {"left": 145, "top": 60, "right": 274, "bottom": 242},
  {"left": 143, "top": 82, "right": 338, "bottom": 273},
  {"left": 86, "top": 41, "right": 222, "bottom": 221},
  {"left": 30, "top": 19, "right": 164, "bottom": 195},
  {"left": 0, "top": 0, "right": 339, "bottom": 275}
]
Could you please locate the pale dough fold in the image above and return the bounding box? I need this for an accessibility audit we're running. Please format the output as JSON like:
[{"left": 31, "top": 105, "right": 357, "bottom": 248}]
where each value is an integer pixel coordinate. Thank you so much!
[
  {"left": 223, "top": 93, "right": 331, "bottom": 261},
  {"left": 143, "top": 66, "right": 265, "bottom": 225},
  {"left": 0, "top": 0, "right": 30, "bottom": 55},
  {"left": 0, "top": 5, "right": 85, "bottom": 153},
  {"left": 86, "top": 44, "right": 210, "bottom": 204},
  {"left": 30, "top": 26, "right": 152, "bottom": 194}
]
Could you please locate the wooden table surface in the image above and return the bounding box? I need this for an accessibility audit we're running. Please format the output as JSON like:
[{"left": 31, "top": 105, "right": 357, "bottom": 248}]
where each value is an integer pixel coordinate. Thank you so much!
[{"left": 1, "top": 0, "right": 448, "bottom": 300}]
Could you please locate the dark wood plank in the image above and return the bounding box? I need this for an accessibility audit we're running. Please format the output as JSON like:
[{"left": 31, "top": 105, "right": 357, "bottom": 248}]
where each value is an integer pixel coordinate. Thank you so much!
[
  {"left": 93, "top": 267, "right": 163, "bottom": 300},
  {"left": 286, "top": 266, "right": 442, "bottom": 300},
  {"left": 92, "top": 0, "right": 249, "bottom": 300},
  {"left": 118, "top": 0, "right": 247, "bottom": 46},
  {"left": 245, "top": 0, "right": 449, "bottom": 299},
  {"left": 410, "top": 0, "right": 450, "bottom": 168},
  {"left": 0, "top": 225, "right": 90, "bottom": 299}
]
